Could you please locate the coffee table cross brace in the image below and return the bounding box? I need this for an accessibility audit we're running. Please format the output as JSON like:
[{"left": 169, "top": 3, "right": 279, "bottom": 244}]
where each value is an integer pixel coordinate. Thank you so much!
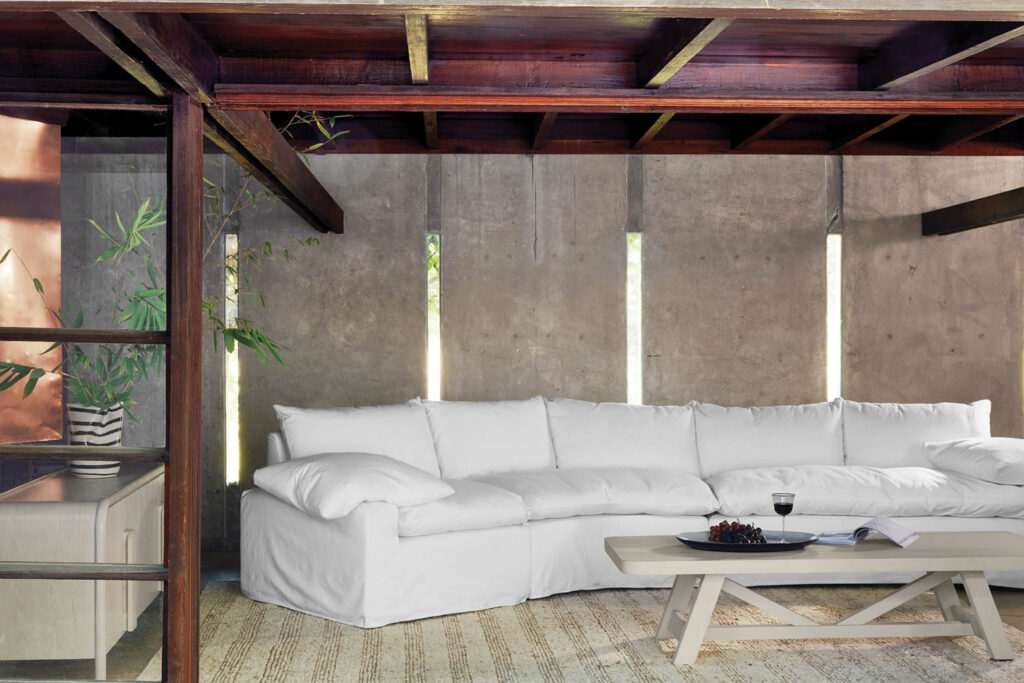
[{"left": 659, "top": 570, "right": 1012, "bottom": 666}]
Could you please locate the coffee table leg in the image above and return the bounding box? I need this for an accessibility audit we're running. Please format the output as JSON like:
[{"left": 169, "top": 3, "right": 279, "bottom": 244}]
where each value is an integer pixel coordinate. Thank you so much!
[
  {"left": 673, "top": 574, "right": 724, "bottom": 666},
  {"left": 933, "top": 579, "right": 959, "bottom": 621},
  {"left": 961, "top": 571, "right": 1014, "bottom": 661},
  {"left": 657, "top": 574, "right": 698, "bottom": 639}
]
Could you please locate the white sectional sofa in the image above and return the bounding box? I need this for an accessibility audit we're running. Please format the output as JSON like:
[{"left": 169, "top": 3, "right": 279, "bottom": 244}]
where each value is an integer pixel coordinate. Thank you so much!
[{"left": 241, "top": 396, "right": 1024, "bottom": 628}]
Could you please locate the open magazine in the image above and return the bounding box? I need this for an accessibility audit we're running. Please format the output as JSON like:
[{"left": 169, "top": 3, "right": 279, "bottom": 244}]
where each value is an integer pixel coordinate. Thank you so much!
[{"left": 816, "top": 517, "right": 920, "bottom": 548}]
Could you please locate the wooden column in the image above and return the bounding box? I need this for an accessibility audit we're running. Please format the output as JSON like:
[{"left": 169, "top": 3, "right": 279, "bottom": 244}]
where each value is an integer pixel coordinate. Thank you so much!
[{"left": 164, "top": 89, "right": 203, "bottom": 682}]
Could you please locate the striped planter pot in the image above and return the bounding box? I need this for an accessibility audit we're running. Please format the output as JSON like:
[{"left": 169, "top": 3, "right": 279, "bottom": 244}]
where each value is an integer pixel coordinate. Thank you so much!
[{"left": 68, "top": 402, "right": 124, "bottom": 478}]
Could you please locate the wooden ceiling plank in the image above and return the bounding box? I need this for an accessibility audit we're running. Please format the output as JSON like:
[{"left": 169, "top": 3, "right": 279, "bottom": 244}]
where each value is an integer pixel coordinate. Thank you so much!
[
  {"left": 404, "top": 14, "right": 430, "bottom": 85},
  {"left": 931, "top": 114, "right": 1023, "bottom": 151},
  {"left": 57, "top": 11, "right": 168, "bottom": 98},
  {"left": 214, "top": 85, "right": 1024, "bottom": 116},
  {"left": 923, "top": 186, "right": 1024, "bottom": 235},
  {"left": 832, "top": 113, "right": 909, "bottom": 150},
  {"left": 632, "top": 112, "right": 674, "bottom": 150},
  {"left": 731, "top": 113, "right": 792, "bottom": 150},
  {"left": 860, "top": 22, "right": 1024, "bottom": 91},
  {"left": 638, "top": 17, "right": 733, "bottom": 88},
  {"left": 532, "top": 111, "right": 558, "bottom": 150},
  {"left": 98, "top": 11, "right": 344, "bottom": 233}
]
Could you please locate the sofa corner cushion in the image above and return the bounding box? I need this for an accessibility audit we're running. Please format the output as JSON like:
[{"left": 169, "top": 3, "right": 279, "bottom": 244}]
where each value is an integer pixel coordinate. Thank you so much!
[
  {"left": 397, "top": 479, "right": 527, "bottom": 537},
  {"left": 254, "top": 452, "right": 455, "bottom": 520},
  {"left": 694, "top": 400, "right": 843, "bottom": 477},
  {"left": 707, "top": 464, "right": 1024, "bottom": 519},
  {"left": 843, "top": 399, "right": 991, "bottom": 468},
  {"left": 273, "top": 402, "right": 440, "bottom": 475},
  {"left": 423, "top": 397, "right": 554, "bottom": 478},
  {"left": 545, "top": 398, "right": 699, "bottom": 475},
  {"left": 925, "top": 437, "right": 1024, "bottom": 485},
  {"left": 473, "top": 468, "right": 719, "bottom": 520}
]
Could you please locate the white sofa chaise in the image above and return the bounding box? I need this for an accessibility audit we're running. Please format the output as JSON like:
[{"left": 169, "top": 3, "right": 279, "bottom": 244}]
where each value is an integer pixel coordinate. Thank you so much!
[{"left": 241, "top": 396, "right": 1024, "bottom": 628}]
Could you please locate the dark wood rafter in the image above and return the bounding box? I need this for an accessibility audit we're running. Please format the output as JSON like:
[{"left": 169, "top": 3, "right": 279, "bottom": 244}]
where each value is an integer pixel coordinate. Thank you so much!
[
  {"left": 930, "top": 115, "right": 1024, "bottom": 151},
  {"left": 96, "top": 11, "right": 344, "bottom": 233},
  {"left": 860, "top": 21, "right": 1024, "bottom": 90},
  {"left": 532, "top": 111, "right": 558, "bottom": 150},
  {"left": 732, "top": 114, "right": 792, "bottom": 151},
  {"left": 832, "top": 113, "right": 910, "bottom": 151},
  {"left": 404, "top": 13, "right": 438, "bottom": 149},
  {"left": 0, "top": 93, "right": 165, "bottom": 111},
  {"left": 215, "top": 86, "right": 1024, "bottom": 115},
  {"left": 0, "top": 327, "right": 169, "bottom": 344},
  {"left": 923, "top": 186, "right": 1024, "bottom": 235},
  {"left": 632, "top": 112, "right": 674, "bottom": 151},
  {"left": 164, "top": 89, "right": 203, "bottom": 683},
  {"left": 638, "top": 18, "right": 734, "bottom": 88},
  {"left": 56, "top": 11, "right": 168, "bottom": 98}
]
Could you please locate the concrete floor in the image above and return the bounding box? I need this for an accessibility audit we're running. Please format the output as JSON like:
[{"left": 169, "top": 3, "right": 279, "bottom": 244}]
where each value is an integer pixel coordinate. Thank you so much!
[{"left": 1, "top": 555, "right": 1021, "bottom": 680}]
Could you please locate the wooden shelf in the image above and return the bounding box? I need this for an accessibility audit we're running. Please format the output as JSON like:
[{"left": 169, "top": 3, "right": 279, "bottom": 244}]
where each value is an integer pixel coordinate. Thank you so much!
[
  {"left": 0, "top": 446, "right": 168, "bottom": 462},
  {"left": 0, "top": 562, "right": 168, "bottom": 582}
]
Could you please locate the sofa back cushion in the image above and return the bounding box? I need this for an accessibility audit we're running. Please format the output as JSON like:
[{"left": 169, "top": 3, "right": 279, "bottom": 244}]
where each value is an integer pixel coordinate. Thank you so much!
[
  {"left": 274, "top": 402, "right": 441, "bottom": 476},
  {"left": 694, "top": 400, "right": 844, "bottom": 477},
  {"left": 546, "top": 398, "right": 700, "bottom": 476},
  {"left": 423, "top": 397, "right": 554, "bottom": 479},
  {"left": 843, "top": 399, "right": 991, "bottom": 468}
]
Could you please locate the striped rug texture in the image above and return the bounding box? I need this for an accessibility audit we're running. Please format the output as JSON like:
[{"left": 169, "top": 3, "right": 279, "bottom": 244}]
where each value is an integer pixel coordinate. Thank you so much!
[{"left": 140, "top": 582, "right": 1024, "bottom": 682}]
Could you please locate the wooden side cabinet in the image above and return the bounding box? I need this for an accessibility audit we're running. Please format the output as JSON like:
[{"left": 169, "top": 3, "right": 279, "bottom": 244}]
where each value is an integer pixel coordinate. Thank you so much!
[{"left": 0, "top": 463, "right": 164, "bottom": 679}]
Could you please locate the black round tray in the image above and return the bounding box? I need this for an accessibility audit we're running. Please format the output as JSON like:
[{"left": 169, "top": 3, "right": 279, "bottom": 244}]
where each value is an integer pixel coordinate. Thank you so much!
[{"left": 676, "top": 530, "right": 818, "bottom": 552}]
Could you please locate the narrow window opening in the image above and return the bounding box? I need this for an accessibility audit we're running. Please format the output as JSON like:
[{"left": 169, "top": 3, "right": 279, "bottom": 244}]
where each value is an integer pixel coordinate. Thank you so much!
[
  {"left": 627, "top": 233, "right": 643, "bottom": 405},
  {"left": 826, "top": 233, "right": 843, "bottom": 400},
  {"left": 225, "top": 233, "right": 241, "bottom": 485},
  {"left": 427, "top": 233, "right": 442, "bottom": 401}
]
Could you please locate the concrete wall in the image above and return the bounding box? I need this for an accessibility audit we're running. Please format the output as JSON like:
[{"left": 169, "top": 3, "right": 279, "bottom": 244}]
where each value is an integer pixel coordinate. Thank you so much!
[
  {"left": 643, "top": 156, "right": 830, "bottom": 406},
  {"left": 843, "top": 157, "right": 1024, "bottom": 438},
  {"left": 441, "top": 155, "right": 628, "bottom": 402}
]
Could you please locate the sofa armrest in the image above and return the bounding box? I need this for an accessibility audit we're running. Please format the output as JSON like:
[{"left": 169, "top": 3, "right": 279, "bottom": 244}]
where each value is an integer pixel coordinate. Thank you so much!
[{"left": 241, "top": 487, "right": 399, "bottom": 625}]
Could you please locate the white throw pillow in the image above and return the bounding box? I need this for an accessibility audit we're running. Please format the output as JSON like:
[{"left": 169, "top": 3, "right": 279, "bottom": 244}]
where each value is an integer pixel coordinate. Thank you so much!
[
  {"left": 274, "top": 402, "right": 440, "bottom": 475},
  {"left": 925, "top": 438, "right": 1024, "bottom": 485},
  {"left": 694, "top": 400, "right": 844, "bottom": 477},
  {"left": 254, "top": 452, "right": 454, "bottom": 520},
  {"left": 546, "top": 399, "right": 700, "bottom": 475},
  {"left": 423, "top": 397, "right": 554, "bottom": 478},
  {"left": 843, "top": 399, "right": 991, "bottom": 468}
]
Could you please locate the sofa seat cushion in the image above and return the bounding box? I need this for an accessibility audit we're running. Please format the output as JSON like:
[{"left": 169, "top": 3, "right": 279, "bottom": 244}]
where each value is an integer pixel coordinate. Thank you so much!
[
  {"left": 397, "top": 479, "right": 527, "bottom": 537},
  {"left": 708, "top": 465, "right": 1024, "bottom": 518},
  {"left": 472, "top": 468, "right": 719, "bottom": 521},
  {"left": 545, "top": 398, "right": 700, "bottom": 475}
]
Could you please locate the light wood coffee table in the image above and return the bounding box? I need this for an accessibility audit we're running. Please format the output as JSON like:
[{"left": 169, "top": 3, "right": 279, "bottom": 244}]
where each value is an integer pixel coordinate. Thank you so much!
[{"left": 605, "top": 531, "right": 1022, "bottom": 666}]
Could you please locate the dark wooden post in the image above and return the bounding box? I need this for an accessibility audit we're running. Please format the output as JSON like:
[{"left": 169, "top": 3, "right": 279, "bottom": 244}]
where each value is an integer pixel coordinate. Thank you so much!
[{"left": 165, "top": 89, "right": 203, "bottom": 682}]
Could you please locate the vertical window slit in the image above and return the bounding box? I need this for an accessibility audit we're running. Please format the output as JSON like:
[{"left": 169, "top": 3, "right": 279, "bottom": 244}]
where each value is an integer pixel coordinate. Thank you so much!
[
  {"left": 225, "top": 233, "right": 241, "bottom": 485},
  {"left": 427, "top": 233, "right": 442, "bottom": 401},
  {"left": 826, "top": 233, "right": 843, "bottom": 400},
  {"left": 627, "top": 233, "right": 643, "bottom": 405}
]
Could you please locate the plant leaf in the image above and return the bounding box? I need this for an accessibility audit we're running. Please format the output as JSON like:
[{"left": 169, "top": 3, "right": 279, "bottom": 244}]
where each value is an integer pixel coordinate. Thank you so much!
[{"left": 33, "top": 278, "right": 44, "bottom": 295}]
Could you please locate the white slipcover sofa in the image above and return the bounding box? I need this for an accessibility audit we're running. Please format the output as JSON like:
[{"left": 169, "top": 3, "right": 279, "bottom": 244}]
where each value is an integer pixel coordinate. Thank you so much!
[{"left": 241, "top": 397, "right": 1024, "bottom": 628}]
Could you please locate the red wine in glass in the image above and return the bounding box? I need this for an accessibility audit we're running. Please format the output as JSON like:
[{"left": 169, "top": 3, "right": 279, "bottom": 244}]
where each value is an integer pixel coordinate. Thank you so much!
[{"left": 771, "top": 493, "right": 795, "bottom": 541}]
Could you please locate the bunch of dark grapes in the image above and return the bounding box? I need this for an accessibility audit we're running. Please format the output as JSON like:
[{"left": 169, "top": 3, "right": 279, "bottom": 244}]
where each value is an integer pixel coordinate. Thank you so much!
[{"left": 708, "top": 519, "right": 767, "bottom": 544}]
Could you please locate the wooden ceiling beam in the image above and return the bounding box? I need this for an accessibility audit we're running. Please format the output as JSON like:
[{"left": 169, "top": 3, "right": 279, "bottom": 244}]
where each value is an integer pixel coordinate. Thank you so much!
[
  {"left": 532, "top": 111, "right": 558, "bottom": 150},
  {"left": 831, "top": 113, "right": 909, "bottom": 151},
  {"left": 632, "top": 113, "right": 674, "bottom": 151},
  {"left": 57, "top": 11, "right": 168, "bottom": 98},
  {"left": 404, "top": 13, "right": 438, "bottom": 150},
  {"left": 97, "top": 11, "right": 344, "bottom": 233},
  {"left": 930, "top": 114, "right": 1023, "bottom": 151},
  {"left": 731, "top": 114, "right": 791, "bottom": 150},
  {"left": 0, "top": 92, "right": 165, "bottom": 111},
  {"left": 638, "top": 18, "right": 733, "bottom": 88},
  {"left": 215, "top": 86, "right": 1024, "bottom": 116},
  {"left": 860, "top": 22, "right": 1024, "bottom": 90},
  {"left": 923, "top": 186, "right": 1024, "bottom": 235}
]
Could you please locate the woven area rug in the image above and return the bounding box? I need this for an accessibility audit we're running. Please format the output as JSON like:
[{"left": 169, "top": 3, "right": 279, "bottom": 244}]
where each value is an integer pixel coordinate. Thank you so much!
[{"left": 140, "top": 582, "right": 1024, "bottom": 682}]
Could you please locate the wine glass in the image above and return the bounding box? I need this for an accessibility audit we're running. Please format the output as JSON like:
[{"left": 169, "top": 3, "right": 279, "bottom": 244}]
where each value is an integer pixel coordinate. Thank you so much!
[{"left": 772, "top": 492, "right": 795, "bottom": 542}]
